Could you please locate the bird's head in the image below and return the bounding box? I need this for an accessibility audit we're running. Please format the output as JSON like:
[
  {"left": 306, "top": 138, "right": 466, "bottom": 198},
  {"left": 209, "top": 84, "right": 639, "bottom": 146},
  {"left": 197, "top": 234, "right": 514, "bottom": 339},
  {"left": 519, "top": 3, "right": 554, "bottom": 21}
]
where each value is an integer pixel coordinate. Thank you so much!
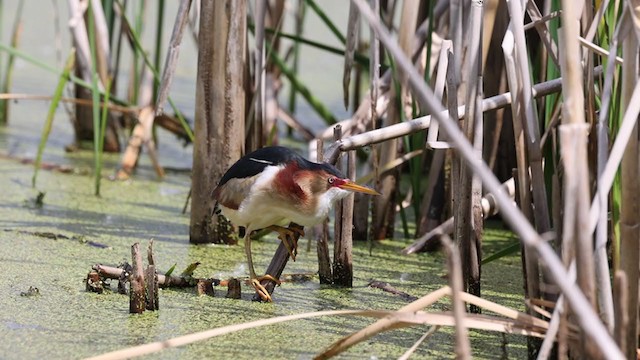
[{"left": 291, "top": 161, "right": 380, "bottom": 210}]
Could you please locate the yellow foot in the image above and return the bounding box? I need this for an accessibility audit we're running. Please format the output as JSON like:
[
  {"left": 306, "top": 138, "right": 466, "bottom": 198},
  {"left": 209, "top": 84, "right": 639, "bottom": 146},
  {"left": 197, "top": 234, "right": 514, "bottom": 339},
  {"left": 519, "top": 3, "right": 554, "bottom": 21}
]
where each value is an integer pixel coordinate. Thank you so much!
[
  {"left": 268, "top": 225, "right": 305, "bottom": 261},
  {"left": 250, "top": 274, "right": 281, "bottom": 302}
]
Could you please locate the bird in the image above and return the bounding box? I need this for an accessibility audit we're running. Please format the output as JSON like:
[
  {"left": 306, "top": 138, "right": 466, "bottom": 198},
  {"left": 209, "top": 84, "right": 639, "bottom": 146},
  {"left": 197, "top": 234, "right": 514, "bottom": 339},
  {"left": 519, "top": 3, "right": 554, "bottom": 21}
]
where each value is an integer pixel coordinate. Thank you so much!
[{"left": 212, "top": 146, "right": 379, "bottom": 301}]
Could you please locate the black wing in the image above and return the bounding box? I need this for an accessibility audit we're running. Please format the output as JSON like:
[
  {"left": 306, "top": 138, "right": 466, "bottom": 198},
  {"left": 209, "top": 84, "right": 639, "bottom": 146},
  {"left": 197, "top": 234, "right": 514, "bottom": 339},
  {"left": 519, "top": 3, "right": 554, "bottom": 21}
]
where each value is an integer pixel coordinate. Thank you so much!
[
  {"left": 217, "top": 146, "right": 302, "bottom": 186},
  {"left": 217, "top": 146, "right": 345, "bottom": 187}
]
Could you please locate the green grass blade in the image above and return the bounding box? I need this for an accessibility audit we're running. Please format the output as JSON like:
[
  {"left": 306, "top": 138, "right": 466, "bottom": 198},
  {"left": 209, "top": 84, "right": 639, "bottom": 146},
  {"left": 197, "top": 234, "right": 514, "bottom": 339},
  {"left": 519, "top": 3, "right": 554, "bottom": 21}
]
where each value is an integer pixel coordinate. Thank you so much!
[
  {"left": 266, "top": 41, "right": 337, "bottom": 125},
  {"left": 0, "top": 0, "right": 24, "bottom": 125},
  {"left": 89, "top": 1, "right": 102, "bottom": 196},
  {"left": 153, "top": 0, "right": 165, "bottom": 101},
  {"left": 288, "top": 1, "right": 306, "bottom": 114},
  {"left": 0, "top": 43, "right": 129, "bottom": 106},
  {"left": 248, "top": 24, "right": 371, "bottom": 68},
  {"left": 96, "top": 78, "right": 112, "bottom": 196},
  {"left": 305, "top": 0, "right": 346, "bottom": 44},
  {"left": 32, "top": 50, "right": 76, "bottom": 188},
  {"left": 481, "top": 240, "right": 520, "bottom": 265}
]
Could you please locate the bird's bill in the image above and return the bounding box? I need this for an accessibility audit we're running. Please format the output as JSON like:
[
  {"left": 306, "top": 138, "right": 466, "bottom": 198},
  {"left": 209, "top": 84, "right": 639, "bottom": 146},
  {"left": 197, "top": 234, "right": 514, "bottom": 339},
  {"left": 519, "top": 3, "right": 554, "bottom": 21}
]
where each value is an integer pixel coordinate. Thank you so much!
[{"left": 338, "top": 181, "right": 380, "bottom": 195}]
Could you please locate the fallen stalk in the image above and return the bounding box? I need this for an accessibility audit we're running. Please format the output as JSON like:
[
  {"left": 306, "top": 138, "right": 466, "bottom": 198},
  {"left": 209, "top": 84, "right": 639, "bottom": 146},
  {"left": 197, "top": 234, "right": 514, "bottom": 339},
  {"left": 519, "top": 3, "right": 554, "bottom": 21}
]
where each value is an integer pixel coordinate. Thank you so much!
[
  {"left": 92, "top": 264, "right": 219, "bottom": 288},
  {"left": 325, "top": 65, "right": 603, "bottom": 163}
]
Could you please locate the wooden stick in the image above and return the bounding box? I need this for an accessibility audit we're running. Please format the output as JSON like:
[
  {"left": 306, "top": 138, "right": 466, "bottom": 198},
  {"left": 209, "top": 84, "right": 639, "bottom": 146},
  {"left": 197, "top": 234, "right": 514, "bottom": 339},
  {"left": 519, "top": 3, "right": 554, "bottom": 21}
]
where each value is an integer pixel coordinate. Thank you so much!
[
  {"left": 315, "top": 138, "right": 333, "bottom": 284},
  {"left": 129, "top": 243, "right": 146, "bottom": 314},
  {"left": 145, "top": 240, "right": 159, "bottom": 310},
  {"left": 92, "top": 263, "right": 220, "bottom": 288},
  {"left": 333, "top": 150, "right": 355, "bottom": 287},
  {"left": 226, "top": 278, "right": 241, "bottom": 299},
  {"left": 251, "top": 224, "right": 302, "bottom": 301}
]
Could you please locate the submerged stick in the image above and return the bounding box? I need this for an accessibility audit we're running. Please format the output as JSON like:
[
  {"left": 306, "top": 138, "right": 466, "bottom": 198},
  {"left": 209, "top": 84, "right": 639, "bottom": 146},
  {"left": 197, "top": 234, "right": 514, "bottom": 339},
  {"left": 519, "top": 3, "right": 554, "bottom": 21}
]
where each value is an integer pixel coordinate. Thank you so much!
[
  {"left": 252, "top": 223, "right": 303, "bottom": 302},
  {"left": 92, "top": 264, "right": 220, "bottom": 288}
]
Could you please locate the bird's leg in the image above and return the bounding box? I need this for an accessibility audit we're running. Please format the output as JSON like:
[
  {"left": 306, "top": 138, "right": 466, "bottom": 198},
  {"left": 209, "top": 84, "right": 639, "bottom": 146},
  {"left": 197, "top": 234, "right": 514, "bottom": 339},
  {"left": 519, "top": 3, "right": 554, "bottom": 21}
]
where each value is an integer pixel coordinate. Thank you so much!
[
  {"left": 245, "top": 229, "right": 279, "bottom": 302},
  {"left": 266, "top": 225, "right": 305, "bottom": 261}
]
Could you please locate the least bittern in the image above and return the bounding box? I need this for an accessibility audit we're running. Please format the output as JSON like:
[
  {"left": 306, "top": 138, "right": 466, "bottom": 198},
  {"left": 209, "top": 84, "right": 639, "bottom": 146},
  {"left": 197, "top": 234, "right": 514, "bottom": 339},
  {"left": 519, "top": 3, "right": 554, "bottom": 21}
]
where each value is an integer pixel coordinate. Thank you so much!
[{"left": 212, "top": 146, "right": 378, "bottom": 301}]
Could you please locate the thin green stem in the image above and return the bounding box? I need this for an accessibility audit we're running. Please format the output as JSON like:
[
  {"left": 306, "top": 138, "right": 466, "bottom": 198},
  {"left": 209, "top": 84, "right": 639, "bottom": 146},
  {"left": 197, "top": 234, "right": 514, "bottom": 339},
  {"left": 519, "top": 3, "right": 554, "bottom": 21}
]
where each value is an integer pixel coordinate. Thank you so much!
[
  {"left": 266, "top": 41, "right": 337, "bottom": 125},
  {"left": 305, "top": 0, "right": 346, "bottom": 44},
  {"left": 32, "top": 50, "right": 75, "bottom": 188},
  {"left": 88, "top": 1, "right": 102, "bottom": 196}
]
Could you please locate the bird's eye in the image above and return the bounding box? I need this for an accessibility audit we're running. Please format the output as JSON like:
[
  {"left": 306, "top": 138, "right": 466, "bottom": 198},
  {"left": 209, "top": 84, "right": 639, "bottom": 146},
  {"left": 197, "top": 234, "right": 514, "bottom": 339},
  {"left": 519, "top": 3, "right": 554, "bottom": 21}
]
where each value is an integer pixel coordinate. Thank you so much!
[{"left": 328, "top": 177, "right": 335, "bottom": 185}]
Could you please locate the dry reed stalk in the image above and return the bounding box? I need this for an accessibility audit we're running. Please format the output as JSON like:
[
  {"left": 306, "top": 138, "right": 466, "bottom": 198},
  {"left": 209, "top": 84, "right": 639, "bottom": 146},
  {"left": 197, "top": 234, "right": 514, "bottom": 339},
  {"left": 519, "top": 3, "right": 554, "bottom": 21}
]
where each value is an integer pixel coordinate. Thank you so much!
[
  {"left": 129, "top": 243, "right": 145, "bottom": 314},
  {"left": 578, "top": 37, "right": 625, "bottom": 64},
  {"left": 190, "top": 0, "right": 246, "bottom": 244},
  {"left": 506, "top": 0, "right": 552, "bottom": 238},
  {"left": 145, "top": 241, "right": 159, "bottom": 311},
  {"left": 502, "top": 31, "right": 540, "bottom": 308},
  {"left": 466, "top": 0, "right": 483, "bottom": 310},
  {"left": 586, "top": 15, "right": 632, "bottom": 234},
  {"left": 88, "top": 299, "right": 547, "bottom": 360},
  {"left": 426, "top": 40, "right": 452, "bottom": 148},
  {"left": 0, "top": 93, "right": 135, "bottom": 113},
  {"left": 593, "top": 3, "right": 627, "bottom": 333},
  {"left": 249, "top": 0, "right": 265, "bottom": 151},
  {"left": 67, "top": 0, "right": 95, "bottom": 84},
  {"left": 446, "top": 47, "right": 461, "bottom": 262},
  {"left": 416, "top": 149, "right": 445, "bottom": 237},
  {"left": 118, "top": 106, "right": 164, "bottom": 179},
  {"left": 441, "top": 235, "right": 471, "bottom": 359},
  {"left": 317, "top": 286, "right": 451, "bottom": 358},
  {"left": 619, "top": 6, "right": 639, "bottom": 357},
  {"left": 372, "top": 0, "right": 419, "bottom": 240},
  {"left": 417, "top": 39, "right": 451, "bottom": 239},
  {"left": 325, "top": 65, "right": 603, "bottom": 163},
  {"left": 333, "top": 150, "right": 355, "bottom": 287},
  {"left": 86, "top": 309, "right": 391, "bottom": 360},
  {"left": 353, "top": 0, "right": 622, "bottom": 356},
  {"left": 584, "top": 0, "right": 612, "bottom": 44},
  {"left": 318, "top": 284, "right": 550, "bottom": 359},
  {"left": 343, "top": 2, "right": 359, "bottom": 109},
  {"left": 398, "top": 326, "right": 440, "bottom": 360},
  {"left": 481, "top": 0, "right": 499, "bottom": 70},
  {"left": 154, "top": 0, "right": 192, "bottom": 116},
  {"left": 524, "top": 0, "right": 560, "bottom": 68},
  {"left": 89, "top": 0, "right": 110, "bottom": 83},
  {"left": 118, "top": 65, "right": 164, "bottom": 179},
  {"left": 276, "top": 108, "right": 315, "bottom": 140},
  {"left": 558, "top": 1, "right": 597, "bottom": 355},
  {"left": 613, "top": 271, "right": 628, "bottom": 352},
  {"left": 319, "top": 19, "right": 442, "bottom": 142},
  {"left": 449, "top": 0, "right": 462, "bottom": 88},
  {"left": 315, "top": 138, "right": 332, "bottom": 284}
]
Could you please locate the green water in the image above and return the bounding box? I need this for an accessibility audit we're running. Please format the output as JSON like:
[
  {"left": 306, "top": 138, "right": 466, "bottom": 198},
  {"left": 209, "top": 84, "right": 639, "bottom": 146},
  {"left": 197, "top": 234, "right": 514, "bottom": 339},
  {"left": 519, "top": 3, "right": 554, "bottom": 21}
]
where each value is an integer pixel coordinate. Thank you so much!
[
  {"left": 1, "top": 2, "right": 527, "bottom": 358},
  {"left": 0, "top": 154, "right": 527, "bottom": 359}
]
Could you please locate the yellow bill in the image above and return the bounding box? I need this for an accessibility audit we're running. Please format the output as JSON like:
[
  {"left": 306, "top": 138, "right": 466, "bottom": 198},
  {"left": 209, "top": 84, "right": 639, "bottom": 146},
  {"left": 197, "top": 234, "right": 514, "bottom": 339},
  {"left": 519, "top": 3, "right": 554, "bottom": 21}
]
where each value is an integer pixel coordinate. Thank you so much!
[{"left": 338, "top": 180, "right": 380, "bottom": 195}]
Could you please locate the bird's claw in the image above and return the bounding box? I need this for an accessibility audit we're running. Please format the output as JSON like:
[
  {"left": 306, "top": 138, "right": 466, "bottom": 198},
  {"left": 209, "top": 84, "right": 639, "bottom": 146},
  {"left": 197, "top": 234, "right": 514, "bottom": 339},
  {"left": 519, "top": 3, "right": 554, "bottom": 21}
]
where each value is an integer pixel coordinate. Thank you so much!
[
  {"left": 251, "top": 274, "right": 281, "bottom": 302},
  {"left": 272, "top": 226, "right": 304, "bottom": 261}
]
